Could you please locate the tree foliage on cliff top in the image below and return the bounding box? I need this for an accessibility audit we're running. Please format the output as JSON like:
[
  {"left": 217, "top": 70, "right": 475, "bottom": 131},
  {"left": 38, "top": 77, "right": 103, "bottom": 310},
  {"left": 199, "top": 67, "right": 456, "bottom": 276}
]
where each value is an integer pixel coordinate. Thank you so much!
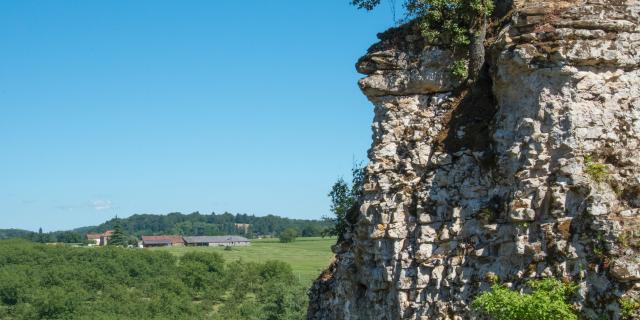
[{"left": 351, "top": 0, "right": 496, "bottom": 79}]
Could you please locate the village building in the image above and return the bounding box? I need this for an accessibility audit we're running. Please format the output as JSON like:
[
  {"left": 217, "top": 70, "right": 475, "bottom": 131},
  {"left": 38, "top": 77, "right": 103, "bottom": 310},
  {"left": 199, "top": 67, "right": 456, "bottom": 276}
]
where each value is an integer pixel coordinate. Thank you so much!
[
  {"left": 85, "top": 230, "right": 114, "bottom": 246},
  {"left": 183, "top": 235, "right": 250, "bottom": 247},
  {"left": 140, "top": 235, "right": 185, "bottom": 248}
]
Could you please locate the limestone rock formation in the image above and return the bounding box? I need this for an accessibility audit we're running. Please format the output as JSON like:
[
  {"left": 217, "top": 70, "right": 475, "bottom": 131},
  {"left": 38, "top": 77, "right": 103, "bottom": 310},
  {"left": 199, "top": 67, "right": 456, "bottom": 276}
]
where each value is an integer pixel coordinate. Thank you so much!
[{"left": 309, "top": 1, "right": 640, "bottom": 319}]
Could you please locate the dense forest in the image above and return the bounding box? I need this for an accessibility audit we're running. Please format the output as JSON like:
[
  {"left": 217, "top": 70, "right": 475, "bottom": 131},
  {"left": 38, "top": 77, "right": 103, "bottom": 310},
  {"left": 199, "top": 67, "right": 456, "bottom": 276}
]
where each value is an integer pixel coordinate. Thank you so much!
[
  {"left": 0, "top": 212, "right": 331, "bottom": 243},
  {"left": 0, "top": 240, "right": 307, "bottom": 319}
]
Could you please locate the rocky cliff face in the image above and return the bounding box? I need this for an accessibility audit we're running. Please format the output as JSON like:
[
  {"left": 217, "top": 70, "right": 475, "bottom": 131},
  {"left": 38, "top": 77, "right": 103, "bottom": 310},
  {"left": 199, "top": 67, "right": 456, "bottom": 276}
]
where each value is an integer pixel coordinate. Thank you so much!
[{"left": 309, "top": 1, "right": 640, "bottom": 319}]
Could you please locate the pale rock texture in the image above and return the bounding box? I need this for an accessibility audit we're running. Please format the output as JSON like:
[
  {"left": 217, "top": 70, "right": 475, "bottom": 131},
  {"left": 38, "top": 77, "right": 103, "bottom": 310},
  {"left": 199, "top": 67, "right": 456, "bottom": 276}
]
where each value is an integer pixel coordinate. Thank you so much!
[{"left": 308, "top": 0, "right": 640, "bottom": 319}]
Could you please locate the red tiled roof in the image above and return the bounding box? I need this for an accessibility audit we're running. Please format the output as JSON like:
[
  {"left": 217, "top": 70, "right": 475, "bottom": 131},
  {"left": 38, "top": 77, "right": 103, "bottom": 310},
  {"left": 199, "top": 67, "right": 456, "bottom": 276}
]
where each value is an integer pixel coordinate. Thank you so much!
[
  {"left": 86, "top": 230, "right": 114, "bottom": 240},
  {"left": 141, "top": 235, "right": 184, "bottom": 244}
]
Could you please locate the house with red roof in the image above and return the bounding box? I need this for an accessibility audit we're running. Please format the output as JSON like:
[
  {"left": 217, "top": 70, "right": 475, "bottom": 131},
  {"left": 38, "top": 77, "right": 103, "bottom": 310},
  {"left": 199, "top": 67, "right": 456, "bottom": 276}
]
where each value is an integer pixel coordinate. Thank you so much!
[{"left": 85, "top": 230, "right": 114, "bottom": 246}]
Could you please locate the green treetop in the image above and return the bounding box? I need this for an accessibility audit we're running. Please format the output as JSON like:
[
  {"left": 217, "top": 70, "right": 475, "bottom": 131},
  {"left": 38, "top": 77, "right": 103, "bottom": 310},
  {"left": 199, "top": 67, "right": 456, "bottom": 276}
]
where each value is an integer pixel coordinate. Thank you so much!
[
  {"left": 323, "top": 164, "right": 364, "bottom": 240},
  {"left": 108, "top": 220, "right": 128, "bottom": 247},
  {"left": 279, "top": 228, "right": 299, "bottom": 243}
]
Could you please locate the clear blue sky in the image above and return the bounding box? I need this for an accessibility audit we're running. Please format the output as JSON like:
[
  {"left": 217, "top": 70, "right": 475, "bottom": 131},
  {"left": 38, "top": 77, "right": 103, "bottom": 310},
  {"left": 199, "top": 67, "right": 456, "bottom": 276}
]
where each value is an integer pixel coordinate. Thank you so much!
[{"left": 0, "top": 1, "right": 400, "bottom": 231}]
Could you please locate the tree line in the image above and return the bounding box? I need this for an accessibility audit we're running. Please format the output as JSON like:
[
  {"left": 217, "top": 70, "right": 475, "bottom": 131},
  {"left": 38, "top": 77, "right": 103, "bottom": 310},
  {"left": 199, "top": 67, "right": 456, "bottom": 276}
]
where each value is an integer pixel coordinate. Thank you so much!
[
  {"left": 1, "top": 212, "right": 332, "bottom": 244},
  {"left": 81, "top": 212, "right": 331, "bottom": 239},
  {"left": 0, "top": 229, "right": 84, "bottom": 244}
]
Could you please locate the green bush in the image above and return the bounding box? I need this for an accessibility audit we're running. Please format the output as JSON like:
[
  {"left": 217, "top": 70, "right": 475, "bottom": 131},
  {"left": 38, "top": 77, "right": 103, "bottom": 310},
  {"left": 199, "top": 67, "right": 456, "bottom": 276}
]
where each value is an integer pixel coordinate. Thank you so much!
[
  {"left": 279, "top": 228, "right": 299, "bottom": 243},
  {"left": 472, "top": 278, "right": 578, "bottom": 320},
  {"left": 0, "top": 239, "right": 307, "bottom": 319},
  {"left": 451, "top": 59, "right": 469, "bottom": 79},
  {"left": 621, "top": 297, "right": 640, "bottom": 320},
  {"left": 584, "top": 155, "right": 608, "bottom": 182}
]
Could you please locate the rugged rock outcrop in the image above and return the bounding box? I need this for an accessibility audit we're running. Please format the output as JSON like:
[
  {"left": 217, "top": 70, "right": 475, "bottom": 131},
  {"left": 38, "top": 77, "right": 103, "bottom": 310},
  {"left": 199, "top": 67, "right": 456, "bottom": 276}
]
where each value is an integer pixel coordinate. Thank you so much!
[{"left": 309, "top": 1, "right": 640, "bottom": 319}]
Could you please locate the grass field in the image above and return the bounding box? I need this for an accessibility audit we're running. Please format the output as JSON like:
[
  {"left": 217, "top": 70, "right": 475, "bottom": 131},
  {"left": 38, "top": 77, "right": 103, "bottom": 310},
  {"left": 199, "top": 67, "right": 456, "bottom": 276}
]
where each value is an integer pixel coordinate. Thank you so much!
[{"left": 155, "top": 237, "right": 336, "bottom": 285}]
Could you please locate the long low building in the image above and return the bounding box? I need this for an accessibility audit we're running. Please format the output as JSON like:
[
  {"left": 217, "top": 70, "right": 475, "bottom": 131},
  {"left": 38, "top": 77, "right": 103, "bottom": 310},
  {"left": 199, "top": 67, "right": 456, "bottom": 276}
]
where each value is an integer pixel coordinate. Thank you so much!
[
  {"left": 183, "top": 236, "right": 250, "bottom": 247},
  {"left": 140, "top": 235, "right": 185, "bottom": 248}
]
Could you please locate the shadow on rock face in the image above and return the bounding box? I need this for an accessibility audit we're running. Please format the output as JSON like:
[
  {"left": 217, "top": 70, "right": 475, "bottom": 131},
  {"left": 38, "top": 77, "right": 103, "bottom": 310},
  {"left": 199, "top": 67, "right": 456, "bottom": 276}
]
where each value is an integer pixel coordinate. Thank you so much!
[{"left": 438, "top": 68, "right": 498, "bottom": 166}]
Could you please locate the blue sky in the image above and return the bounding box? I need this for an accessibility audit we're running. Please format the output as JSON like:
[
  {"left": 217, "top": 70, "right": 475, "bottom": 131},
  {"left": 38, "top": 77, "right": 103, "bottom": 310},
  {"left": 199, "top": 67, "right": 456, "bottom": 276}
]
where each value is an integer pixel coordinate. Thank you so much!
[{"left": 0, "top": 1, "right": 400, "bottom": 231}]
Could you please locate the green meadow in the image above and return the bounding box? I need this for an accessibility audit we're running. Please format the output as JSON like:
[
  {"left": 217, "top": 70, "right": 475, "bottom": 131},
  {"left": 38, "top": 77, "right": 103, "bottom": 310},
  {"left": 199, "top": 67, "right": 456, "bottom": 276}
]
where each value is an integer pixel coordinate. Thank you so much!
[{"left": 155, "top": 236, "right": 336, "bottom": 285}]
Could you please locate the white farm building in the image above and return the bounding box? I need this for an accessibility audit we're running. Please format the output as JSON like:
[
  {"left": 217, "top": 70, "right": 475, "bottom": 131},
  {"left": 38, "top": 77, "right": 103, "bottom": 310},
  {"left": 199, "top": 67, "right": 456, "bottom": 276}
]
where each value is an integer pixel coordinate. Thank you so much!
[{"left": 182, "top": 236, "right": 250, "bottom": 247}]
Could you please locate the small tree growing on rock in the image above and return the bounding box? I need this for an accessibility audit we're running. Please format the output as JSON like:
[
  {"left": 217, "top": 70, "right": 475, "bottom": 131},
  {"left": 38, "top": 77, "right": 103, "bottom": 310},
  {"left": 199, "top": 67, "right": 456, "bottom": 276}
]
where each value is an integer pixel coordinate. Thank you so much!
[{"left": 323, "top": 163, "right": 365, "bottom": 240}]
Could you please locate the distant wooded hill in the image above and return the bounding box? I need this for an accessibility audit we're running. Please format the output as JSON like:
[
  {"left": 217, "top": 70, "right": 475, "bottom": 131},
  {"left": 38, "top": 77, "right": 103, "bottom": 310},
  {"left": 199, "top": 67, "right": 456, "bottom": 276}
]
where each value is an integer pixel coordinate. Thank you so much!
[
  {"left": 0, "top": 229, "right": 33, "bottom": 240},
  {"left": 1, "top": 212, "right": 331, "bottom": 242},
  {"left": 0, "top": 228, "right": 84, "bottom": 243}
]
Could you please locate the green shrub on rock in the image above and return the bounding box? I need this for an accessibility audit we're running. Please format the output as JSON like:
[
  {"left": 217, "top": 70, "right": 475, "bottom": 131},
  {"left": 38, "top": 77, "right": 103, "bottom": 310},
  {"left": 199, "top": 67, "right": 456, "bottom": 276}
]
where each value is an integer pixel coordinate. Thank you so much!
[
  {"left": 584, "top": 155, "right": 608, "bottom": 183},
  {"left": 621, "top": 297, "right": 640, "bottom": 320},
  {"left": 472, "top": 278, "right": 578, "bottom": 320}
]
